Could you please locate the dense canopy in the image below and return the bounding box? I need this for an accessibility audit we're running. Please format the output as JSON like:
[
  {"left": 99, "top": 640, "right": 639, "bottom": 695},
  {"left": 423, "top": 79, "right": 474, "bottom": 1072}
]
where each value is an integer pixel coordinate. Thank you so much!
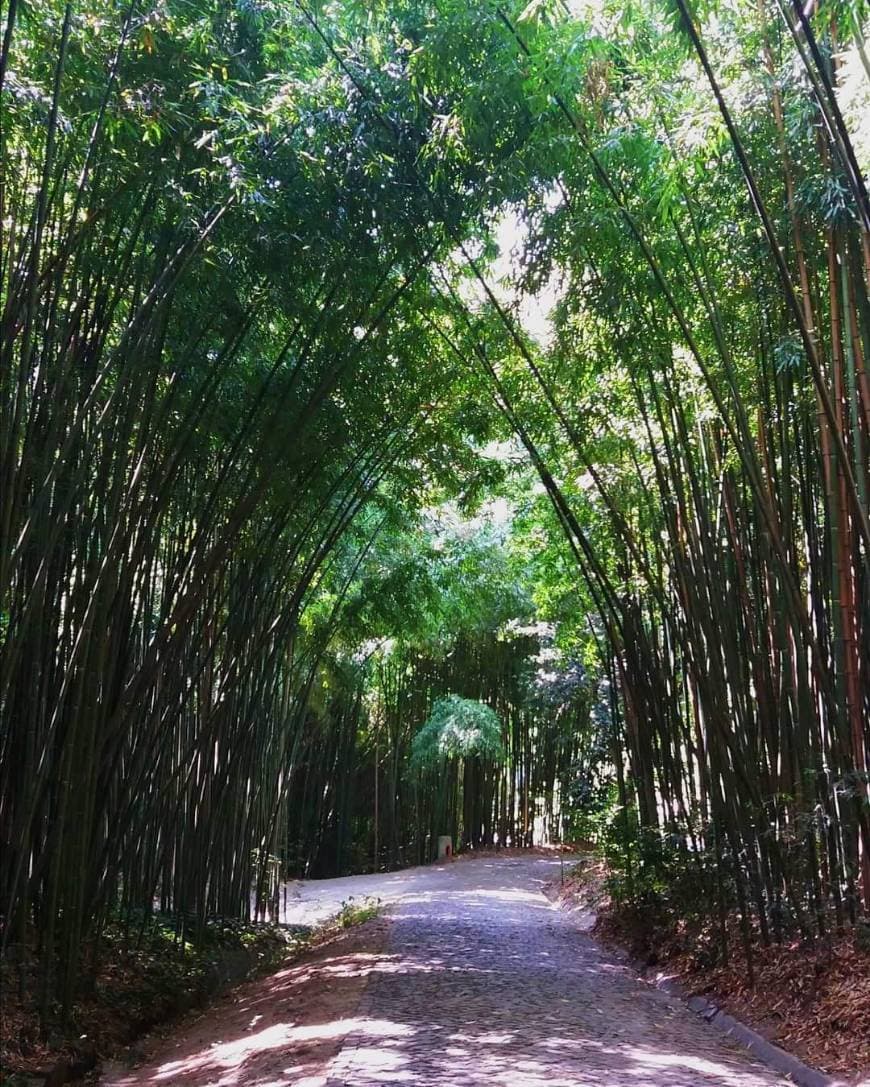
[{"left": 1, "top": 0, "right": 868, "bottom": 1030}]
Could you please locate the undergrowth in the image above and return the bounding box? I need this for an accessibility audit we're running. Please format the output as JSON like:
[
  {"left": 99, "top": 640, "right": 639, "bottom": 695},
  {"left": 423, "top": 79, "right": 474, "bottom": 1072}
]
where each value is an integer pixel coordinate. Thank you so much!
[
  {"left": 336, "top": 896, "right": 382, "bottom": 928},
  {"left": 0, "top": 916, "right": 311, "bottom": 1082}
]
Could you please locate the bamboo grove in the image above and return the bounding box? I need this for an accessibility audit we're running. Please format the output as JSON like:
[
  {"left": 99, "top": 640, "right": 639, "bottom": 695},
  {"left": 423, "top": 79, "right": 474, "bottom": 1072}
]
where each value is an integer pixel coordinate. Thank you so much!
[
  {"left": 1, "top": 0, "right": 868, "bottom": 1020},
  {"left": 456, "top": 0, "right": 870, "bottom": 978},
  {"left": 290, "top": 626, "right": 593, "bottom": 878}
]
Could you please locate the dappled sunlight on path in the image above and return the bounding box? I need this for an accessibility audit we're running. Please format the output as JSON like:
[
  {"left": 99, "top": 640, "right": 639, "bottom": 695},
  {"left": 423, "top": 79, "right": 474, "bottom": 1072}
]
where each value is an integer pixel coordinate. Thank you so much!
[
  {"left": 102, "top": 923, "right": 392, "bottom": 1087},
  {"left": 324, "top": 855, "right": 786, "bottom": 1087},
  {"left": 104, "top": 855, "right": 787, "bottom": 1086}
]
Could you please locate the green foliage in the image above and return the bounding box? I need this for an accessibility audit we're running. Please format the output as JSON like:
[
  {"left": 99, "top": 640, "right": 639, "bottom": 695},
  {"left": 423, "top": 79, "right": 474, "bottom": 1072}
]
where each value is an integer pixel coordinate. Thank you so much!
[
  {"left": 410, "top": 694, "right": 505, "bottom": 771},
  {"left": 3, "top": 0, "right": 868, "bottom": 1011},
  {"left": 337, "top": 896, "right": 382, "bottom": 927}
]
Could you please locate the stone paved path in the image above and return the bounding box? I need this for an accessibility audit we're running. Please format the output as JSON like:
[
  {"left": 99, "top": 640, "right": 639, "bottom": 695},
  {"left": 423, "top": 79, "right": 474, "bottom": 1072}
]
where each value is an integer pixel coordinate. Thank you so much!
[{"left": 325, "top": 854, "right": 787, "bottom": 1087}]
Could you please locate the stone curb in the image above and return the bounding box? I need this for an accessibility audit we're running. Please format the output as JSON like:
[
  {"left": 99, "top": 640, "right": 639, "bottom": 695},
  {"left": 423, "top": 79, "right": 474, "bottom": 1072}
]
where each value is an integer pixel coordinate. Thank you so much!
[
  {"left": 636, "top": 965, "right": 853, "bottom": 1087},
  {"left": 550, "top": 891, "right": 854, "bottom": 1087}
]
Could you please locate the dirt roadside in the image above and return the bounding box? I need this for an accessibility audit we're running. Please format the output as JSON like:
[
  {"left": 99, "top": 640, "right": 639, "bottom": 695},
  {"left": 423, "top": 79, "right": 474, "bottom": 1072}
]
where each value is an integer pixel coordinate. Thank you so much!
[{"left": 550, "top": 857, "right": 870, "bottom": 1085}]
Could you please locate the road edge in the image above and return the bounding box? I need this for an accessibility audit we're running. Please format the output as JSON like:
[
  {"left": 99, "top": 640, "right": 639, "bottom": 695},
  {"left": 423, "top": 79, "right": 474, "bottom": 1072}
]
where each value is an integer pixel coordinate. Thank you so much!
[
  {"left": 549, "top": 888, "right": 855, "bottom": 1087},
  {"left": 323, "top": 910, "right": 393, "bottom": 1087},
  {"left": 637, "top": 966, "right": 852, "bottom": 1087}
]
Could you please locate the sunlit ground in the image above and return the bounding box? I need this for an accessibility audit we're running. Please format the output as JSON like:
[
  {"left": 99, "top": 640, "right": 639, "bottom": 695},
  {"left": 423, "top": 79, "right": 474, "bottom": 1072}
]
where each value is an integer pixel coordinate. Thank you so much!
[{"left": 106, "top": 857, "right": 785, "bottom": 1087}]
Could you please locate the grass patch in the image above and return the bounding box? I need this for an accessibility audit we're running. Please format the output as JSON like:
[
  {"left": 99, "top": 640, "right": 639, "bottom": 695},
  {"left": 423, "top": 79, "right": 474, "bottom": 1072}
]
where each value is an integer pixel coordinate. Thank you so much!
[{"left": 336, "top": 896, "right": 382, "bottom": 928}]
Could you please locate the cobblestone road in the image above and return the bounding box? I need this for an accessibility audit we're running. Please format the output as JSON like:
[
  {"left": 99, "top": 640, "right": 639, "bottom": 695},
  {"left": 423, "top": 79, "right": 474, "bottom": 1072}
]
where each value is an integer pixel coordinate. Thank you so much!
[{"left": 326, "top": 854, "right": 786, "bottom": 1087}]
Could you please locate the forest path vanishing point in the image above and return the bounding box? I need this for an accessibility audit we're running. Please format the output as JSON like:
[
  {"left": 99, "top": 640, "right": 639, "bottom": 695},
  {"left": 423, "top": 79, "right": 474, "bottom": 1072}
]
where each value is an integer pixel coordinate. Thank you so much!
[{"left": 103, "top": 853, "right": 792, "bottom": 1087}]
